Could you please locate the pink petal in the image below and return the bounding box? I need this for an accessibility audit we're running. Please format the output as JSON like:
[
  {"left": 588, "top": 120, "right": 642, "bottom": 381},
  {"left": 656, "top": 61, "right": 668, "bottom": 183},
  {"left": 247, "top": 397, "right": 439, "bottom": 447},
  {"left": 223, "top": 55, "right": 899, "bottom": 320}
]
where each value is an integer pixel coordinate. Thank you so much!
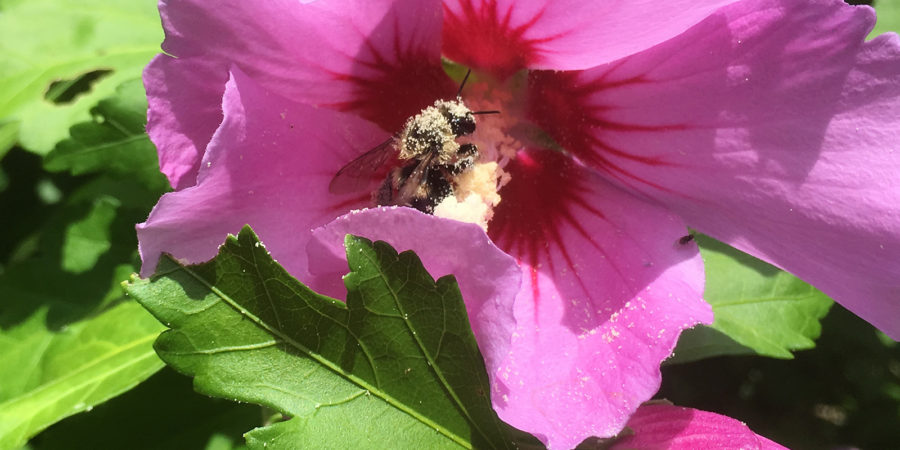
[
  {"left": 487, "top": 149, "right": 711, "bottom": 449},
  {"left": 528, "top": 0, "right": 900, "bottom": 339},
  {"left": 613, "top": 404, "right": 787, "bottom": 449},
  {"left": 158, "top": 0, "right": 452, "bottom": 132},
  {"left": 306, "top": 207, "right": 521, "bottom": 378},
  {"left": 441, "top": 0, "right": 741, "bottom": 77},
  {"left": 144, "top": 55, "right": 227, "bottom": 190},
  {"left": 137, "top": 66, "right": 385, "bottom": 278}
]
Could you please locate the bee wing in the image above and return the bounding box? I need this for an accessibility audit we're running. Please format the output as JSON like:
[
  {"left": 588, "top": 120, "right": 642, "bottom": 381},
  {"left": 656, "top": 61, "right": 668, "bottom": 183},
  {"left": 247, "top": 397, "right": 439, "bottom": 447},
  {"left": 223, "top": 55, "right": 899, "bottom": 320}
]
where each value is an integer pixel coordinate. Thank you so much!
[
  {"left": 396, "top": 152, "right": 438, "bottom": 205},
  {"left": 328, "top": 137, "right": 396, "bottom": 194}
]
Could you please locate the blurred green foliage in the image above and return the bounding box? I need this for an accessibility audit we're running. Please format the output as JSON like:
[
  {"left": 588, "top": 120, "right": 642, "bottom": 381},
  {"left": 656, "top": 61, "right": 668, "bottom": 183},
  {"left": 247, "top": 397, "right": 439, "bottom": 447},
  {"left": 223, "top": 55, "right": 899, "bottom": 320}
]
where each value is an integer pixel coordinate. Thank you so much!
[
  {"left": 660, "top": 304, "right": 900, "bottom": 449},
  {"left": 0, "top": 0, "right": 161, "bottom": 154},
  {"left": 28, "top": 368, "right": 258, "bottom": 450},
  {"left": 671, "top": 234, "right": 833, "bottom": 363}
]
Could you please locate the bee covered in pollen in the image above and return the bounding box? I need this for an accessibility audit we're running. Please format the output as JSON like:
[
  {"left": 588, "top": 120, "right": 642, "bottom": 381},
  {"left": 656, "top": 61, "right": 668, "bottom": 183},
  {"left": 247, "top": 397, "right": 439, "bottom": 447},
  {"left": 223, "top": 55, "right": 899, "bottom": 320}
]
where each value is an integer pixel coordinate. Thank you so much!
[{"left": 329, "top": 70, "right": 499, "bottom": 215}]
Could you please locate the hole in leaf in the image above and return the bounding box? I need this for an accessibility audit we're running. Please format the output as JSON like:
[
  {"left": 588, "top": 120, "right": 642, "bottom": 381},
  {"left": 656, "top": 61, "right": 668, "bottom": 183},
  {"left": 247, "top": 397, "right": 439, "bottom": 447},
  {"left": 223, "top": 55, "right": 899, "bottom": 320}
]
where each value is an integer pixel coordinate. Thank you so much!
[{"left": 44, "top": 69, "right": 114, "bottom": 105}]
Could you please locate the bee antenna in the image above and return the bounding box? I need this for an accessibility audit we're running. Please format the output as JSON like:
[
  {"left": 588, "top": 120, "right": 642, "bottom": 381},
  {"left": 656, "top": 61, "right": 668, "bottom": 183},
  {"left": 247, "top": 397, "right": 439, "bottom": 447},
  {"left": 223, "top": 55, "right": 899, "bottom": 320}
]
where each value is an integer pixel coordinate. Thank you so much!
[
  {"left": 456, "top": 69, "right": 472, "bottom": 98},
  {"left": 472, "top": 110, "right": 501, "bottom": 115}
]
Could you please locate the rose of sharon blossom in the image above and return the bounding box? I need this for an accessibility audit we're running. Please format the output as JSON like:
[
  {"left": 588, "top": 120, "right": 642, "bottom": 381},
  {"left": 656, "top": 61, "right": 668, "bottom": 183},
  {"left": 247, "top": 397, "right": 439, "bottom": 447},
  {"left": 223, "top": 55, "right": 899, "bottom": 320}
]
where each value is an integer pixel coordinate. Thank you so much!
[
  {"left": 138, "top": 0, "right": 900, "bottom": 447},
  {"left": 612, "top": 404, "right": 787, "bottom": 450}
]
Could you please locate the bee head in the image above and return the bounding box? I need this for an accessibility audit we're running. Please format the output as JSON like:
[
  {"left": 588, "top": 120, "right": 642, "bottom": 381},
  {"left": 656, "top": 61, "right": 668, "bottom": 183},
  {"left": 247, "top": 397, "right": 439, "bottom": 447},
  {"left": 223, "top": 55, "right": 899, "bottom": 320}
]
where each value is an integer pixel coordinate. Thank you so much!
[{"left": 448, "top": 111, "right": 476, "bottom": 137}]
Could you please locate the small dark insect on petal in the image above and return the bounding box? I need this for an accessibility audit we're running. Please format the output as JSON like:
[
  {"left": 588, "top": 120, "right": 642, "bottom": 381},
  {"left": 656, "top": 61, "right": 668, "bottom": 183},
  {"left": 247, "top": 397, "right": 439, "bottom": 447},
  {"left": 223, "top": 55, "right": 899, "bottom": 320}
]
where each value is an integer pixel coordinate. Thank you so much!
[{"left": 678, "top": 234, "right": 695, "bottom": 245}]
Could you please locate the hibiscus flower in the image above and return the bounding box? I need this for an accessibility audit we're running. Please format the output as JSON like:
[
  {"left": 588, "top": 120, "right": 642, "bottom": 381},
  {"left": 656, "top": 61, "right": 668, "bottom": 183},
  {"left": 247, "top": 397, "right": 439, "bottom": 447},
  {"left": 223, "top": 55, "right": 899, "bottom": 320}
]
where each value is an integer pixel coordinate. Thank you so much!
[
  {"left": 138, "top": 0, "right": 900, "bottom": 447},
  {"left": 613, "top": 404, "right": 785, "bottom": 449}
]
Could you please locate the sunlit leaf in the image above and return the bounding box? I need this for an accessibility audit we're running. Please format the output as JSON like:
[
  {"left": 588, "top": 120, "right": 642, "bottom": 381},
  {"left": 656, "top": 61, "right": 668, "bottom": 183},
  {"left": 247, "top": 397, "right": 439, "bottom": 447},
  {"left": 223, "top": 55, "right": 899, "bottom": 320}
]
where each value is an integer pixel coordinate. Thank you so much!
[
  {"left": 0, "top": 0, "right": 161, "bottom": 153},
  {"left": 671, "top": 235, "right": 833, "bottom": 363},
  {"left": 127, "top": 227, "right": 534, "bottom": 449},
  {"left": 61, "top": 196, "right": 119, "bottom": 273},
  {"left": 29, "top": 368, "right": 257, "bottom": 450},
  {"left": 872, "top": 0, "right": 900, "bottom": 37},
  {"left": 44, "top": 79, "right": 167, "bottom": 191},
  {"left": 0, "top": 301, "right": 164, "bottom": 449},
  {"left": 0, "top": 162, "right": 169, "bottom": 448}
]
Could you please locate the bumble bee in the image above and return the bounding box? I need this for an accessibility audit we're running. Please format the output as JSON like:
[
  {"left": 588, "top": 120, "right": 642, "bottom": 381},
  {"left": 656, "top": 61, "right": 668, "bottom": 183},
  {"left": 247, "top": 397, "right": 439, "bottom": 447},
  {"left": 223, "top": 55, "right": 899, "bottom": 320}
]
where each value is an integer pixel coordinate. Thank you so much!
[{"left": 329, "top": 70, "right": 498, "bottom": 214}]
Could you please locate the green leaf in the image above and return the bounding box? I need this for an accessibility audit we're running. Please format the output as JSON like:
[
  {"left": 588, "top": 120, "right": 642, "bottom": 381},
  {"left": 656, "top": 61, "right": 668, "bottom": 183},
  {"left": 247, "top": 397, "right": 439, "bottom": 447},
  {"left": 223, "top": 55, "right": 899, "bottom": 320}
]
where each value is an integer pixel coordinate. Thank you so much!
[
  {"left": 0, "top": 167, "right": 8, "bottom": 194},
  {"left": 872, "top": 0, "right": 900, "bottom": 37},
  {"left": 0, "top": 122, "right": 17, "bottom": 159},
  {"left": 126, "top": 227, "right": 532, "bottom": 449},
  {"left": 668, "top": 325, "right": 757, "bottom": 363},
  {"left": 61, "top": 195, "right": 120, "bottom": 273},
  {"left": 670, "top": 235, "right": 833, "bottom": 363},
  {"left": 0, "top": 0, "right": 162, "bottom": 154},
  {"left": 658, "top": 304, "right": 900, "bottom": 449},
  {"left": 44, "top": 79, "right": 168, "bottom": 192},
  {"left": 0, "top": 156, "right": 170, "bottom": 448},
  {"left": 29, "top": 368, "right": 258, "bottom": 450},
  {"left": 0, "top": 301, "right": 165, "bottom": 449}
]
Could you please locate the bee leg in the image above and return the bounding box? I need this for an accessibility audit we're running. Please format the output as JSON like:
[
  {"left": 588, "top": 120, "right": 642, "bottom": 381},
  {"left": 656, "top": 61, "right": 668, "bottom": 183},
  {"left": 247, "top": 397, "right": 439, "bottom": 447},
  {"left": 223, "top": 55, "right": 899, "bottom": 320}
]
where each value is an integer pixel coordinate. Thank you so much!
[
  {"left": 375, "top": 171, "right": 394, "bottom": 206},
  {"left": 410, "top": 171, "right": 453, "bottom": 215},
  {"left": 446, "top": 144, "right": 477, "bottom": 176},
  {"left": 399, "top": 161, "right": 418, "bottom": 181},
  {"left": 429, "top": 171, "right": 453, "bottom": 203},
  {"left": 458, "top": 143, "right": 478, "bottom": 157},
  {"left": 409, "top": 197, "right": 434, "bottom": 214}
]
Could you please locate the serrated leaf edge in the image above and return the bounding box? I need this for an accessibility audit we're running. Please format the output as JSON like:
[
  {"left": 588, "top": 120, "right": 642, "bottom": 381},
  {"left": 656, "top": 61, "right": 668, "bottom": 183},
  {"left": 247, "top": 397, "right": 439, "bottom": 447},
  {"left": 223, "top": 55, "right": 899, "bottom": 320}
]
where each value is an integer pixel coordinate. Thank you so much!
[
  {"left": 348, "top": 236, "right": 500, "bottom": 448},
  {"left": 161, "top": 248, "right": 473, "bottom": 449}
]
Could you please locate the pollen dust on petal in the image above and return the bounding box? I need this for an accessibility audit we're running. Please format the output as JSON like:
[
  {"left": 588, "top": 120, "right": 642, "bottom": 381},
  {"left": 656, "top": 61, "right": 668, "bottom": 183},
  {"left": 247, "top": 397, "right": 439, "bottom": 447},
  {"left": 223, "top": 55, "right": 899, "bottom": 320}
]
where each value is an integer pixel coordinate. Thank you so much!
[{"left": 488, "top": 148, "right": 605, "bottom": 309}]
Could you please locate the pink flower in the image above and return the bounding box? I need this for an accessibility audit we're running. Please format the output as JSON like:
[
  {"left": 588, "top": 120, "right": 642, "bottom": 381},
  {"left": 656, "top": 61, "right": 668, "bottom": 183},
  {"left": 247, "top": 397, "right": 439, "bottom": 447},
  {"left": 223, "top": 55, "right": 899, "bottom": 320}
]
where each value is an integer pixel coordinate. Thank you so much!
[
  {"left": 138, "top": 0, "right": 900, "bottom": 447},
  {"left": 613, "top": 404, "right": 787, "bottom": 449}
]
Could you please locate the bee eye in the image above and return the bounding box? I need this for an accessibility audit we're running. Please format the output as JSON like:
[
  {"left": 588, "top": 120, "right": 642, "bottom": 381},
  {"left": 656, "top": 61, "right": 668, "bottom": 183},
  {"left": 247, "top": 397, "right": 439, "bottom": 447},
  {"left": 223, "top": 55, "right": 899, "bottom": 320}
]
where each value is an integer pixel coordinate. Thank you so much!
[{"left": 450, "top": 114, "right": 476, "bottom": 136}]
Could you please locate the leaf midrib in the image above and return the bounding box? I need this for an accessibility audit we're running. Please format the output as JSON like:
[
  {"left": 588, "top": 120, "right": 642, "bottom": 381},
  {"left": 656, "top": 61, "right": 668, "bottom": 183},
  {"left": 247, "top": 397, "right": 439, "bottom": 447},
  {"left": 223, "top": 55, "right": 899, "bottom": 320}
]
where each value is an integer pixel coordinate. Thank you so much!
[
  {"left": 0, "top": 333, "right": 159, "bottom": 408},
  {"left": 0, "top": 351, "right": 160, "bottom": 447},
  {"left": 361, "top": 248, "right": 497, "bottom": 448},
  {"left": 52, "top": 132, "right": 146, "bottom": 159},
  {"left": 175, "top": 261, "right": 471, "bottom": 449}
]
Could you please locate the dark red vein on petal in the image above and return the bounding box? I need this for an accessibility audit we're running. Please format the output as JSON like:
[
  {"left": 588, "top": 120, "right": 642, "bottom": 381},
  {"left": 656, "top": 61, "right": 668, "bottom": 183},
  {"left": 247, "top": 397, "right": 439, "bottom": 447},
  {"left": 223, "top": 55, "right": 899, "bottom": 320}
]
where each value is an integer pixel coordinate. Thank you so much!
[
  {"left": 322, "top": 15, "right": 454, "bottom": 132},
  {"left": 527, "top": 70, "right": 693, "bottom": 196},
  {"left": 489, "top": 149, "right": 605, "bottom": 323},
  {"left": 442, "top": 0, "right": 563, "bottom": 79}
]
